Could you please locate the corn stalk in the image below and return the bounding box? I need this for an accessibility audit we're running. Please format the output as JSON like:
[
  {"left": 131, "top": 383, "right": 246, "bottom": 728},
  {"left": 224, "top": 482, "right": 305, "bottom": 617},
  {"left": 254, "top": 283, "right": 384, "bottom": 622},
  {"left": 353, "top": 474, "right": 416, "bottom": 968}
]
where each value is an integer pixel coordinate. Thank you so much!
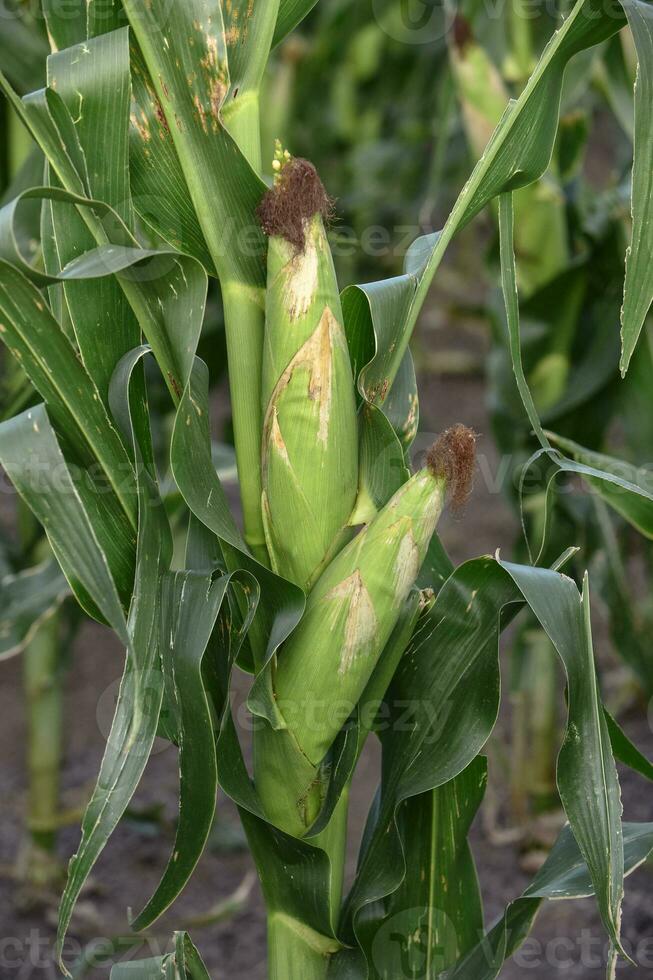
[{"left": 0, "top": 2, "right": 652, "bottom": 979}]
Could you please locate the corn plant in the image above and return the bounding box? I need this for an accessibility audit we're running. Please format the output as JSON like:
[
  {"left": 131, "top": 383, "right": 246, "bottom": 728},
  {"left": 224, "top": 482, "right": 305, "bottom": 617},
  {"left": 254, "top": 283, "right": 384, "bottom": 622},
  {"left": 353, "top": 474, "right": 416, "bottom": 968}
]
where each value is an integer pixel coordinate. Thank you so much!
[{"left": 1, "top": 2, "right": 652, "bottom": 979}]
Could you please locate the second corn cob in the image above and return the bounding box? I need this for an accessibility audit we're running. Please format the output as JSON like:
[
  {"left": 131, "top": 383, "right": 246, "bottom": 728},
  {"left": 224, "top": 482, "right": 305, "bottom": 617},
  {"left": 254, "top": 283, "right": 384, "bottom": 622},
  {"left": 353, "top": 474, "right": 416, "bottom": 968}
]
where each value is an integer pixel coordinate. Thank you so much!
[{"left": 254, "top": 426, "right": 476, "bottom": 835}]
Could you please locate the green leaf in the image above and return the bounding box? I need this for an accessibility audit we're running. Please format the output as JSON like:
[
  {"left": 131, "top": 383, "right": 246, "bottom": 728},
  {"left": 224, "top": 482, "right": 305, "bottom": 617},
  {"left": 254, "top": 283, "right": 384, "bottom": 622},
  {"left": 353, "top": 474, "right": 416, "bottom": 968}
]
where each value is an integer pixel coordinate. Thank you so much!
[
  {"left": 619, "top": 0, "right": 653, "bottom": 374},
  {"left": 42, "top": 27, "right": 145, "bottom": 408},
  {"left": 0, "top": 559, "right": 68, "bottom": 660},
  {"left": 110, "top": 956, "right": 174, "bottom": 980},
  {"left": 547, "top": 431, "right": 653, "bottom": 537},
  {"left": 445, "top": 821, "right": 653, "bottom": 980},
  {"left": 273, "top": 0, "right": 321, "bottom": 47},
  {"left": 173, "top": 932, "right": 212, "bottom": 980},
  {"left": 47, "top": 28, "right": 134, "bottom": 226},
  {"left": 110, "top": 931, "right": 210, "bottom": 980},
  {"left": 499, "top": 561, "right": 624, "bottom": 957},
  {"left": 128, "top": 571, "right": 225, "bottom": 930},
  {"left": 56, "top": 348, "right": 172, "bottom": 971},
  {"left": 0, "top": 404, "right": 134, "bottom": 620},
  {"left": 341, "top": 286, "right": 417, "bottom": 514},
  {"left": 41, "top": 0, "right": 87, "bottom": 51},
  {"left": 129, "top": 568, "right": 256, "bottom": 931},
  {"left": 605, "top": 710, "right": 653, "bottom": 781},
  {"left": 357, "top": 759, "right": 488, "bottom": 980},
  {"left": 239, "top": 811, "right": 344, "bottom": 950},
  {"left": 127, "top": 41, "right": 216, "bottom": 275},
  {"left": 0, "top": 187, "right": 208, "bottom": 411},
  {"left": 41, "top": 0, "right": 218, "bottom": 277},
  {"left": 118, "top": 0, "right": 271, "bottom": 546},
  {"left": 120, "top": 0, "right": 267, "bottom": 288},
  {"left": 222, "top": 0, "right": 281, "bottom": 101},
  {"left": 0, "top": 260, "right": 138, "bottom": 525}
]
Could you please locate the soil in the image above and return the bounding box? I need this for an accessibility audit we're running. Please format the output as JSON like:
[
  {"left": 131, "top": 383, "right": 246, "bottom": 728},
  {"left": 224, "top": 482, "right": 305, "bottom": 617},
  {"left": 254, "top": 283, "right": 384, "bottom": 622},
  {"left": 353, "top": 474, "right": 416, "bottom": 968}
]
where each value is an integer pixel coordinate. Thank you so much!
[{"left": 1, "top": 309, "right": 652, "bottom": 980}]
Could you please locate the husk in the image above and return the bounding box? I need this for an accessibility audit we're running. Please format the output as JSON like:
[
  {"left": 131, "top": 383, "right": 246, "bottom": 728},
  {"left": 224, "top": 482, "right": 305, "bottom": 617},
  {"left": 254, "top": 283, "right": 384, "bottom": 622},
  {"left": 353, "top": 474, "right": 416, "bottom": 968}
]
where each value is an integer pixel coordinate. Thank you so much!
[
  {"left": 261, "top": 214, "right": 359, "bottom": 590},
  {"left": 271, "top": 467, "right": 447, "bottom": 767}
]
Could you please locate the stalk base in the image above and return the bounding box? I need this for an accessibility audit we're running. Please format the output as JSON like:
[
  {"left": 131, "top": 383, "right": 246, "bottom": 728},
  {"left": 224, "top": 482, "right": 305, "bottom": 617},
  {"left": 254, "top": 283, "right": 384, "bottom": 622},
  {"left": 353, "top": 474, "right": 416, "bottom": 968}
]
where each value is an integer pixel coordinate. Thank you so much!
[{"left": 268, "top": 914, "right": 338, "bottom": 980}]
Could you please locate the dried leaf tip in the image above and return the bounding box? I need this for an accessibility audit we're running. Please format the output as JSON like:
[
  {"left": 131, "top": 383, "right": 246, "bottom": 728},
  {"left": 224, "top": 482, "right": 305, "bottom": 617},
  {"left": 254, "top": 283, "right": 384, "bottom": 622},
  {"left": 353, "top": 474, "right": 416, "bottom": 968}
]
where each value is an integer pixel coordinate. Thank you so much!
[
  {"left": 427, "top": 424, "right": 477, "bottom": 509},
  {"left": 257, "top": 142, "right": 334, "bottom": 252}
]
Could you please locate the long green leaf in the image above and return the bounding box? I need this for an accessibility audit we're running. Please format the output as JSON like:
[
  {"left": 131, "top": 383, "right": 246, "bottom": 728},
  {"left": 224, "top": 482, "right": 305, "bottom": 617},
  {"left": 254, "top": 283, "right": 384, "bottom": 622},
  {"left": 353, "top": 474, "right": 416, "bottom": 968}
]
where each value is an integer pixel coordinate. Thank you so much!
[
  {"left": 0, "top": 260, "right": 137, "bottom": 524},
  {"left": 360, "top": 759, "right": 487, "bottom": 980},
  {"left": 498, "top": 191, "right": 653, "bottom": 558},
  {"left": 500, "top": 562, "right": 624, "bottom": 958},
  {"left": 273, "top": 0, "right": 321, "bottom": 47},
  {"left": 119, "top": 0, "right": 273, "bottom": 549},
  {"left": 56, "top": 347, "right": 172, "bottom": 971},
  {"left": 119, "top": 0, "right": 267, "bottom": 289},
  {"left": 129, "top": 568, "right": 256, "bottom": 931},
  {"left": 619, "top": 0, "right": 653, "bottom": 373},
  {"left": 444, "top": 821, "right": 653, "bottom": 980},
  {"left": 127, "top": 41, "right": 216, "bottom": 274},
  {"left": 43, "top": 27, "right": 145, "bottom": 408},
  {"left": 41, "top": 0, "right": 87, "bottom": 51},
  {"left": 547, "top": 431, "right": 653, "bottom": 537},
  {"left": 110, "top": 931, "right": 210, "bottom": 980}
]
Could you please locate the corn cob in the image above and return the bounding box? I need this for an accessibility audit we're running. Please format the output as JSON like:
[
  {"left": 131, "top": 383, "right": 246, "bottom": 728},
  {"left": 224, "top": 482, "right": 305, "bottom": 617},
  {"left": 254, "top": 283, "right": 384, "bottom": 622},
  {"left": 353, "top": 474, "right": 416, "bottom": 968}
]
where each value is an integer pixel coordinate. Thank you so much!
[
  {"left": 255, "top": 427, "right": 476, "bottom": 834},
  {"left": 257, "top": 148, "right": 359, "bottom": 590}
]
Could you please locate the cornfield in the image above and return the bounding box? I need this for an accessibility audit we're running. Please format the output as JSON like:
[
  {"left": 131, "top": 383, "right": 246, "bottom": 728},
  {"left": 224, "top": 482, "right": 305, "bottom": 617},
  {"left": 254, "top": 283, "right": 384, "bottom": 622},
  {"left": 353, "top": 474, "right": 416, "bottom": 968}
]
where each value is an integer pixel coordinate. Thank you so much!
[{"left": 0, "top": 1, "right": 652, "bottom": 978}]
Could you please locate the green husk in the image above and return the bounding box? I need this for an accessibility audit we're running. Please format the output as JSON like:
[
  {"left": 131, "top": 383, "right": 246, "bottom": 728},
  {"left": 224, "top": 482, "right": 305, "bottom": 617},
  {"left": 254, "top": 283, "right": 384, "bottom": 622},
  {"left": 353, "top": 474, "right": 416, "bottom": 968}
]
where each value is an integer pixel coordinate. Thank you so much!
[
  {"left": 254, "top": 463, "right": 450, "bottom": 836},
  {"left": 259, "top": 154, "right": 358, "bottom": 590},
  {"left": 273, "top": 466, "right": 447, "bottom": 763}
]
